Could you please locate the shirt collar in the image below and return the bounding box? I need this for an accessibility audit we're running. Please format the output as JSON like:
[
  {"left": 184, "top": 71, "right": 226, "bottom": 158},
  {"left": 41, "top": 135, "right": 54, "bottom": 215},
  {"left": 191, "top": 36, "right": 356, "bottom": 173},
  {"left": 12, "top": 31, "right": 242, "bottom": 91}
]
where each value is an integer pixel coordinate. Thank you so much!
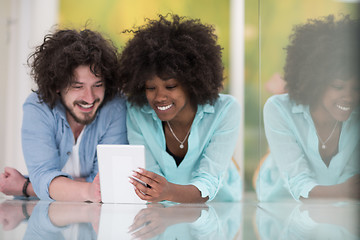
[
  {"left": 291, "top": 101, "right": 313, "bottom": 123},
  {"left": 53, "top": 99, "right": 68, "bottom": 123},
  {"left": 291, "top": 101, "right": 308, "bottom": 114}
]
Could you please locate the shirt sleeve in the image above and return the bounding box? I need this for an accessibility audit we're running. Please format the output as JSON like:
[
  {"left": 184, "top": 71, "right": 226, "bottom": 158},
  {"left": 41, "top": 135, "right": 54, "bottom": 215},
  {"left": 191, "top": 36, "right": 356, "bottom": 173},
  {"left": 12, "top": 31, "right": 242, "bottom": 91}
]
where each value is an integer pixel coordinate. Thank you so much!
[
  {"left": 22, "top": 97, "right": 71, "bottom": 201},
  {"left": 190, "top": 97, "right": 241, "bottom": 201},
  {"left": 263, "top": 96, "right": 318, "bottom": 200}
]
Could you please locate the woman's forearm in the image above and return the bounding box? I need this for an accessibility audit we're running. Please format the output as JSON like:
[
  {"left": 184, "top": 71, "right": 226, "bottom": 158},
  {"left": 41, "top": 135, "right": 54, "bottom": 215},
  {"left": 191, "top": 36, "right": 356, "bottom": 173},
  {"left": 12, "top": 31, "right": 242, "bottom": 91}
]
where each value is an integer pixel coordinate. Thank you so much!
[{"left": 167, "top": 183, "right": 209, "bottom": 203}]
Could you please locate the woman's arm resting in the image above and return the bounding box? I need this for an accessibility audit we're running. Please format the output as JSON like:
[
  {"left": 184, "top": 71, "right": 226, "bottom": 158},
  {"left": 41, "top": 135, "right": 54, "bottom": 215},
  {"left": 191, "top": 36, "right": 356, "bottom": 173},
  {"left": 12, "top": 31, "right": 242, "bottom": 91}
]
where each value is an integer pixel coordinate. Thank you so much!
[{"left": 307, "top": 174, "right": 360, "bottom": 199}]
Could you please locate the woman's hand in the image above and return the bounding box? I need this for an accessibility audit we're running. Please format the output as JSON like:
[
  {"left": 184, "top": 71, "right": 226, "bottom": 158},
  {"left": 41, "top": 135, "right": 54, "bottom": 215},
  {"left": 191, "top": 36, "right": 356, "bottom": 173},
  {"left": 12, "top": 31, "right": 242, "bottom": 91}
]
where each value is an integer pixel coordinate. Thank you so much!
[
  {"left": 128, "top": 203, "right": 207, "bottom": 239},
  {"left": 129, "top": 168, "right": 172, "bottom": 202},
  {"left": 128, "top": 203, "right": 167, "bottom": 239},
  {"left": 129, "top": 168, "right": 208, "bottom": 203}
]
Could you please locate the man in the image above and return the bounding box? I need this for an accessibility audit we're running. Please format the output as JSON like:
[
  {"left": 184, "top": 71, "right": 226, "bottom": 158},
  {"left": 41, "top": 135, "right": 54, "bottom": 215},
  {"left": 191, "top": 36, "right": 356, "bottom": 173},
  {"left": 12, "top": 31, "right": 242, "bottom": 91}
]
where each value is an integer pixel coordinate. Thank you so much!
[{"left": 0, "top": 28, "right": 127, "bottom": 202}]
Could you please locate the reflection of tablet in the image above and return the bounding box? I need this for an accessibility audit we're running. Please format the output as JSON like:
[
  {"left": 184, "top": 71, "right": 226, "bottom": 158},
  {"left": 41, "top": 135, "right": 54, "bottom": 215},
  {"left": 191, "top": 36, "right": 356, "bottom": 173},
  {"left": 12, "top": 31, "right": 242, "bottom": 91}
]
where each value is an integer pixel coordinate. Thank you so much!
[
  {"left": 97, "top": 204, "right": 147, "bottom": 239},
  {"left": 97, "top": 144, "right": 146, "bottom": 204}
]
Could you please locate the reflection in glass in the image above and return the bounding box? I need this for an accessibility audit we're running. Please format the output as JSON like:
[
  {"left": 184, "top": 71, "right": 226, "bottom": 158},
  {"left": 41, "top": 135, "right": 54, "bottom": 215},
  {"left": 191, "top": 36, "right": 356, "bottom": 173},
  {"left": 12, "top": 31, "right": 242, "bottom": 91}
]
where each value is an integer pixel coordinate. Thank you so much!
[
  {"left": 256, "top": 201, "right": 360, "bottom": 239},
  {"left": 24, "top": 201, "right": 101, "bottom": 240},
  {"left": 2, "top": 200, "right": 241, "bottom": 239},
  {"left": 256, "top": 14, "right": 360, "bottom": 201},
  {"left": 0, "top": 200, "right": 37, "bottom": 232},
  {"left": 99, "top": 202, "right": 241, "bottom": 240}
]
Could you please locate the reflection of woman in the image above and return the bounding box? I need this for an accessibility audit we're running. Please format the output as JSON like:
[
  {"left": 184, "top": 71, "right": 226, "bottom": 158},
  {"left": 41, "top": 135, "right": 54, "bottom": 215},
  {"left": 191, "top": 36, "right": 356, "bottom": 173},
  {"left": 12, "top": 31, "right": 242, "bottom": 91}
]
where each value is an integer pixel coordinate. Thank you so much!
[
  {"left": 129, "top": 203, "right": 241, "bottom": 239},
  {"left": 120, "top": 14, "right": 242, "bottom": 203},
  {"left": 256, "top": 15, "right": 360, "bottom": 201}
]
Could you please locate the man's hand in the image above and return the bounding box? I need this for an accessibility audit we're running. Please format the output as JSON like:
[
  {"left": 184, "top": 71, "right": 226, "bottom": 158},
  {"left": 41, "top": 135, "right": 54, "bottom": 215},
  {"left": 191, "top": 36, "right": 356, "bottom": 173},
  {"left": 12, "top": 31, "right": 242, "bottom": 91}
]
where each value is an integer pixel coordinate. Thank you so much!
[
  {"left": 0, "top": 167, "right": 27, "bottom": 196},
  {"left": 89, "top": 173, "right": 101, "bottom": 203}
]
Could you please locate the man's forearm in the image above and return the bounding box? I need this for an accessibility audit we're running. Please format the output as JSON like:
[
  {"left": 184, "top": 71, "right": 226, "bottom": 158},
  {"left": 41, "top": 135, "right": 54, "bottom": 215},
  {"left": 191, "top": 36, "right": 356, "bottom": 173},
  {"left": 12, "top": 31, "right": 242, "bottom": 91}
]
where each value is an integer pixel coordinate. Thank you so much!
[{"left": 49, "top": 176, "right": 93, "bottom": 202}]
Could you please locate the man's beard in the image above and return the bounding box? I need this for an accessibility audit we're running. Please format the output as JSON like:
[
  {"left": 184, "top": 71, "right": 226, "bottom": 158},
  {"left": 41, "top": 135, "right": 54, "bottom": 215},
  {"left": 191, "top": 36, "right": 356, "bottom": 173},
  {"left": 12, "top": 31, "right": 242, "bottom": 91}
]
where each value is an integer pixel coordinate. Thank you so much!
[
  {"left": 67, "top": 108, "right": 97, "bottom": 125},
  {"left": 64, "top": 99, "right": 101, "bottom": 125}
]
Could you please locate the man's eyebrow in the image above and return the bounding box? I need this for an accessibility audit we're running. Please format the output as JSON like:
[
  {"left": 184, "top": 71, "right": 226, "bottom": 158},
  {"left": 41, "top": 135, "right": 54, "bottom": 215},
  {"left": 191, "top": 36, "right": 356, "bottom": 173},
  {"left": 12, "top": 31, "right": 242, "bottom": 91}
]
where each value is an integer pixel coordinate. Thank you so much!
[{"left": 71, "top": 81, "right": 83, "bottom": 84}]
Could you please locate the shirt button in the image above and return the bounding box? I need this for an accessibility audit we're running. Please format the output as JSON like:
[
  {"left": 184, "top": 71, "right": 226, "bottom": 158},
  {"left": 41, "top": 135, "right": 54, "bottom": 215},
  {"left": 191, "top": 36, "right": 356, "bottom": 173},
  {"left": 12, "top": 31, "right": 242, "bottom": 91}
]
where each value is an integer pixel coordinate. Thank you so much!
[{"left": 67, "top": 152, "right": 71, "bottom": 156}]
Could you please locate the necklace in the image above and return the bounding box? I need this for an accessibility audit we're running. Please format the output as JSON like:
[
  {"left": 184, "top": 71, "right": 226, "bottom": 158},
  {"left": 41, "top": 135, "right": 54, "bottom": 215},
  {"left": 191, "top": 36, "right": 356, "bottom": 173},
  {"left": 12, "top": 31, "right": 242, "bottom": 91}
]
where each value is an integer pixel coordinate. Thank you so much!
[
  {"left": 315, "top": 120, "right": 338, "bottom": 149},
  {"left": 166, "top": 121, "right": 191, "bottom": 149}
]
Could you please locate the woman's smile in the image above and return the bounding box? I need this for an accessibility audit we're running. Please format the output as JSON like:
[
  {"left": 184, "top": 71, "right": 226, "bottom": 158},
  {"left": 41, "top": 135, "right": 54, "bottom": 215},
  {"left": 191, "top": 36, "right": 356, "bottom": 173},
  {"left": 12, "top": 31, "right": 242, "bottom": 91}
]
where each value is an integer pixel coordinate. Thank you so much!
[
  {"left": 157, "top": 103, "right": 173, "bottom": 111},
  {"left": 336, "top": 103, "right": 351, "bottom": 112}
]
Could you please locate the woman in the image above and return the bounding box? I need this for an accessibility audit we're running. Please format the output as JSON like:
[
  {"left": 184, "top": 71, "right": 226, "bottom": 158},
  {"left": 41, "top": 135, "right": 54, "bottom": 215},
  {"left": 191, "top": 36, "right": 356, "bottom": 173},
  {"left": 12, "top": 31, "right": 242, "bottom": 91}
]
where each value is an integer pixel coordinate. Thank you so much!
[
  {"left": 119, "top": 14, "right": 242, "bottom": 203},
  {"left": 256, "top": 15, "right": 360, "bottom": 201}
]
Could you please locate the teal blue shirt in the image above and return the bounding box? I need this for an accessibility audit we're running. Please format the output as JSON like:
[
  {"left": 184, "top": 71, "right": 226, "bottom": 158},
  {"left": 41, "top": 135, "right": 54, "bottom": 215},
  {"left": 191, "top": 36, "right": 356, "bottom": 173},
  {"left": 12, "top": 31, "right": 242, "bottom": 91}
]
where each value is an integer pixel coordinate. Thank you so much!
[
  {"left": 257, "top": 94, "right": 360, "bottom": 201},
  {"left": 126, "top": 94, "right": 242, "bottom": 202}
]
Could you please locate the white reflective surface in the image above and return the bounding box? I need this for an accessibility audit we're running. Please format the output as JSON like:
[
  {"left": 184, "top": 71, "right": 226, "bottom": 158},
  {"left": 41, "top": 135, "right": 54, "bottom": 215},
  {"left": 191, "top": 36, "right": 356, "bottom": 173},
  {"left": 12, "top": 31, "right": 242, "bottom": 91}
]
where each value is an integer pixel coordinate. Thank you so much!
[{"left": 0, "top": 194, "right": 359, "bottom": 239}]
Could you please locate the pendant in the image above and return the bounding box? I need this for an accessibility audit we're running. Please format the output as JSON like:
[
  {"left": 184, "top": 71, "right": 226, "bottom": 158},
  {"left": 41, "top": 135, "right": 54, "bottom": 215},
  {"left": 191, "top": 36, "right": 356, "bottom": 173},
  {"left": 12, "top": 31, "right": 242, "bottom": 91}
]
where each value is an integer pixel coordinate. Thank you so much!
[
  {"left": 180, "top": 144, "right": 184, "bottom": 149},
  {"left": 322, "top": 144, "right": 326, "bottom": 149}
]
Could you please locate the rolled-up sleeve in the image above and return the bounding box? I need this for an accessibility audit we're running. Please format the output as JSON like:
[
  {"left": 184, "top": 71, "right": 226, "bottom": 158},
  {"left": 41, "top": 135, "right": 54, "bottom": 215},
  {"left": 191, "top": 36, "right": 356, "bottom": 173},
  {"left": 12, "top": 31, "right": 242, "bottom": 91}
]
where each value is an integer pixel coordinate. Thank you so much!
[{"left": 22, "top": 98, "right": 71, "bottom": 201}]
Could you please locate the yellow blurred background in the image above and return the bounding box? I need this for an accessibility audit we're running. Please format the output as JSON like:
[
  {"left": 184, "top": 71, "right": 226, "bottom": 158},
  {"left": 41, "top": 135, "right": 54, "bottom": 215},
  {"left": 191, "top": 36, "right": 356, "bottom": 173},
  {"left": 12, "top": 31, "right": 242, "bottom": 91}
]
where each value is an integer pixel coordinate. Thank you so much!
[{"left": 59, "top": 0, "right": 231, "bottom": 89}]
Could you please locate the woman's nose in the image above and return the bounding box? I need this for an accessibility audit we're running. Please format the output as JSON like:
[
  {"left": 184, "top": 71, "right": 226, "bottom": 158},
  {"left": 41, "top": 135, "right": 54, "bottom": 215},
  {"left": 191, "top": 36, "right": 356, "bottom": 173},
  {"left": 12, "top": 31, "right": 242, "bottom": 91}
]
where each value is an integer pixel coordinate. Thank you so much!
[{"left": 154, "top": 88, "right": 167, "bottom": 101}]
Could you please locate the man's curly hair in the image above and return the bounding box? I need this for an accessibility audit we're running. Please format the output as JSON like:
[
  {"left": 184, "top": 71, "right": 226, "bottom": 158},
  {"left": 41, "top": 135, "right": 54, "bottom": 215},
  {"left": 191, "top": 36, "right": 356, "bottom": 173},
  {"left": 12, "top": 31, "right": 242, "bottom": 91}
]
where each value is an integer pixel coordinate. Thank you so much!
[
  {"left": 119, "top": 14, "right": 224, "bottom": 107},
  {"left": 284, "top": 14, "right": 360, "bottom": 105},
  {"left": 27, "top": 28, "right": 121, "bottom": 108}
]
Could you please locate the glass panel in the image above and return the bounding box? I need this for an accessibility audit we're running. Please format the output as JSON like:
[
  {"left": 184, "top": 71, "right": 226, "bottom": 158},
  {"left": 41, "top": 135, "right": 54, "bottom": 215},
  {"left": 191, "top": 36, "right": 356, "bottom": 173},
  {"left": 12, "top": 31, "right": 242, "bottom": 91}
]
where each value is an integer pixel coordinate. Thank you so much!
[{"left": 256, "top": 0, "right": 359, "bottom": 201}]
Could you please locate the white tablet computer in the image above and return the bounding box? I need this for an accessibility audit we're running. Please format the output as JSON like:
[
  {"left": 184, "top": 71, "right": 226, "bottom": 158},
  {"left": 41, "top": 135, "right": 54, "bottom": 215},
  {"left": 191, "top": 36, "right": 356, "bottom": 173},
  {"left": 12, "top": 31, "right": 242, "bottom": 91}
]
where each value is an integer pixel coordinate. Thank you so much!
[{"left": 97, "top": 144, "right": 146, "bottom": 204}]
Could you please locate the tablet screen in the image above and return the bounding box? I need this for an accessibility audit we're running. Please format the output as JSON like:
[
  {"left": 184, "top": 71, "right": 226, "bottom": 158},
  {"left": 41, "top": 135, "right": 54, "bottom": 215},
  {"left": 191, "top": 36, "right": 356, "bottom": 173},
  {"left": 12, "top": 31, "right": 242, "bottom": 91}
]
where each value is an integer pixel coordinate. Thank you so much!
[{"left": 97, "top": 144, "right": 146, "bottom": 204}]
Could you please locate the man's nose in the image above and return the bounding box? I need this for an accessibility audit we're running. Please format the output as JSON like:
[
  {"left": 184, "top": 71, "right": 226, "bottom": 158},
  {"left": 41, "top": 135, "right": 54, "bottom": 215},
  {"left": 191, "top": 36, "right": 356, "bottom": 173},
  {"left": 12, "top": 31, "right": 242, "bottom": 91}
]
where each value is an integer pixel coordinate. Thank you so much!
[{"left": 83, "top": 87, "right": 96, "bottom": 103}]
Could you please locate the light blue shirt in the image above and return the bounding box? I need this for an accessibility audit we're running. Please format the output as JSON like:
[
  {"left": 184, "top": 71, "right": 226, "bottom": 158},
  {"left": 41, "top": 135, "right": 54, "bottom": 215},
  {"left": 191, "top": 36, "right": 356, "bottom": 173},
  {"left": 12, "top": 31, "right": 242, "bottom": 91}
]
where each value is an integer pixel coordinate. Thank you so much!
[
  {"left": 257, "top": 94, "right": 360, "bottom": 201},
  {"left": 126, "top": 94, "right": 242, "bottom": 202},
  {"left": 22, "top": 92, "right": 128, "bottom": 201}
]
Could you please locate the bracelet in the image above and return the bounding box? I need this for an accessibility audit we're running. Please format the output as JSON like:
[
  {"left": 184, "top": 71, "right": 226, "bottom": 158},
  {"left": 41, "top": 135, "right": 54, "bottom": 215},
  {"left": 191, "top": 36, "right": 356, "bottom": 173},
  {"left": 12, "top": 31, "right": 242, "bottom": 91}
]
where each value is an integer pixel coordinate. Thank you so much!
[
  {"left": 22, "top": 178, "right": 30, "bottom": 198},
  {"left": 22, "top": 203, "right": 30, "bottom": 220}
]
